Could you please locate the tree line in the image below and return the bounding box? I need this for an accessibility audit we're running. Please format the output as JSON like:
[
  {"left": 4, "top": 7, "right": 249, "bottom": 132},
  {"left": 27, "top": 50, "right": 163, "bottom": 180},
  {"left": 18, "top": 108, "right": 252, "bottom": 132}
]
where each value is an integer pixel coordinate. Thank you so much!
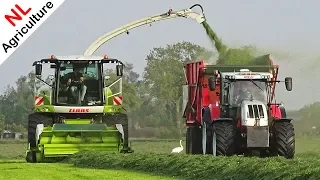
[{"left": 0, "top": 41, "right": 317, "bottom": 138}]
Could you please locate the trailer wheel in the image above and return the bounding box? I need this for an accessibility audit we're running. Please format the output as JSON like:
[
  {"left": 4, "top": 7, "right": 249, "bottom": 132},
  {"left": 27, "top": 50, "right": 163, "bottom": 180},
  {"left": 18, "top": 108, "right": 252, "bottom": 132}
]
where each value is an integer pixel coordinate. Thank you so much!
[
  {"left": 212, "top": 121, "right": 236, "bottom": 156},
  {"left": 186, "top": 126, "right": 202, "bottom": 154},
  {"left": 186, "top": 127, "right": 191, "bottom": 154},
  {"left": 27, "top": 113, "right": 53, "bottom": 163},
  {"left": 271, "top": 121, "right": 295, "bottom": 159}
]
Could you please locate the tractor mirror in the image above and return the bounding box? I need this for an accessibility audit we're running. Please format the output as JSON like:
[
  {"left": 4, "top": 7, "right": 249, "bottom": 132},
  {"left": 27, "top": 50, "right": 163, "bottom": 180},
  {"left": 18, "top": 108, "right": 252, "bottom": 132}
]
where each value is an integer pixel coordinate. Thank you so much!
[
  {"left": 35, "top": 64, "right": 42, "bottom": 75},
  {"left": 208, "top": 76, "right": 216, "bottom": 91},
  {"left": 285, "top": 77, "right": 292, "bottom": 91},
  {"left": 116, "top": 64, "right": 123, "bottom": 76}
]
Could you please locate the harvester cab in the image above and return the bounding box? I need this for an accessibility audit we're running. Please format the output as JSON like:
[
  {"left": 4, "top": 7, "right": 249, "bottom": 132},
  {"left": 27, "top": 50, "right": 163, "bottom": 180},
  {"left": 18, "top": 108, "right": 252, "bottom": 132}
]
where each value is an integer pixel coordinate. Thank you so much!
[
  {"left": 183, "top": 56, "right": 295, "bottom": 159},
  {"left": 26, "top": 55, "right": 133, "bottom": 163}
]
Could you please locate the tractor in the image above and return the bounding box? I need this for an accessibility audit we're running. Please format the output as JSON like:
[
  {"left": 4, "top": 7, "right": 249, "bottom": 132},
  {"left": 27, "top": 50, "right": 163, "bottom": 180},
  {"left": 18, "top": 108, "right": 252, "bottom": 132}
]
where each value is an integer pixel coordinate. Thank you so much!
[
  {"left": 26, "top": 55, "right": 133, "bottom": 163},
  {"left": 183, "top": 55, "right": 295, "bottom": 158}
]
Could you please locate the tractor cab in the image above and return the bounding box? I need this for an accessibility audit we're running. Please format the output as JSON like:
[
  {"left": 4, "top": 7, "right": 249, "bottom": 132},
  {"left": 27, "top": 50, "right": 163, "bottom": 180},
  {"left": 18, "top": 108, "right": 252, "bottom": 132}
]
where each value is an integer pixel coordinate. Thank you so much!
[
  {"left": 208, "top": 68, "right": 292, "bottom": 120},
  {"left": 32, "top": 55, "right": 124, "bottom": 107},
  {"left": 220, "top": 69, "right": 271, "bottom": 106}
]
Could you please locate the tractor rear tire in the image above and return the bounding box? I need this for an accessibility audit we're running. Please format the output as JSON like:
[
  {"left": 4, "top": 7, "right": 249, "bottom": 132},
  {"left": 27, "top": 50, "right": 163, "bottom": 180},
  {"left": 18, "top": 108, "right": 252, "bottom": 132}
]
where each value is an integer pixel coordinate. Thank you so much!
[
  {"left": 271, "top": 121, "right": 295, "bottom": 159},
  {"left": 212, "top": 121, "right": 236, "bottom": 156},
  {"left": 186, "top": 126, "right": 202, "bottom": 154},
  {"left": 27, "top": 113, "right": 53, "bottom": 163}
]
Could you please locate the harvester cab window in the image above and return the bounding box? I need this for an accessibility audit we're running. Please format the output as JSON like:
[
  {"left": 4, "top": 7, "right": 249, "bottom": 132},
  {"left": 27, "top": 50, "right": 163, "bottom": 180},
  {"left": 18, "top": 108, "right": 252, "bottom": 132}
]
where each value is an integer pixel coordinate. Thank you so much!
[{"left": 57, "top": 62, "right": 101, "bottom": 106}]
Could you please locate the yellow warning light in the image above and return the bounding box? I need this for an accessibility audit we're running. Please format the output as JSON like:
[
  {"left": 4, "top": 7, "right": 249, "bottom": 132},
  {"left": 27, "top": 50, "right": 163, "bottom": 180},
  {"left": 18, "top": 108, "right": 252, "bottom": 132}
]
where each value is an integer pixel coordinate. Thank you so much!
[
  {"left": 50, "top": 55, "right": 55, "bottom": 59},
  {"left": 104, "top": 55, "right": 108, "bottom": 59}
]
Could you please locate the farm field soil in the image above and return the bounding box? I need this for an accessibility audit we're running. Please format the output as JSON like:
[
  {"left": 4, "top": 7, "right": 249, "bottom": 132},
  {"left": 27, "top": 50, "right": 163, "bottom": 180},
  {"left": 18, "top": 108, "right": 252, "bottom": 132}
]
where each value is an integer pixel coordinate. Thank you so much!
[{"left": 0, "top": 162, "right": 174, "bottom": 180}]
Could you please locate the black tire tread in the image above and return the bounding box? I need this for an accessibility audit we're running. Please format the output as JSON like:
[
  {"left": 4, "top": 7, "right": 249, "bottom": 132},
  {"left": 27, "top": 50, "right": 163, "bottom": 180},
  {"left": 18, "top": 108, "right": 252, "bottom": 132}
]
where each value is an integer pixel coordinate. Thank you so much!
[
  {"left": 273, "top": 121, "right": 295, "bottom": 159},
  {"left": 213, "top": 121, "right": 236, "bottom": 156},
  {"left": 27, "top": 113, "right": 53, "bottom": 163}
]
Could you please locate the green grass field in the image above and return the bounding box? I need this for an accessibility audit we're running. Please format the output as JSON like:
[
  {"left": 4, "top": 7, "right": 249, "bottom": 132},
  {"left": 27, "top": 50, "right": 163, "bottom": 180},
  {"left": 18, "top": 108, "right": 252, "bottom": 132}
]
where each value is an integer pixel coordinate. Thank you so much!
[
  {"left": 0, "top": 135, "right": 320, "bottom": 179},
  {"left": 0, "top": 162, "right": 174, "bottom": 180}
]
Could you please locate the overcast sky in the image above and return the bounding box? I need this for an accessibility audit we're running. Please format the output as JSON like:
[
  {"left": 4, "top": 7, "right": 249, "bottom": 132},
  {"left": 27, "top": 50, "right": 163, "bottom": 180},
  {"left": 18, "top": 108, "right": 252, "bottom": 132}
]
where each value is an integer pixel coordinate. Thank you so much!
[{"left": 0, "top": 0, "right": 319, "bottom": 110}]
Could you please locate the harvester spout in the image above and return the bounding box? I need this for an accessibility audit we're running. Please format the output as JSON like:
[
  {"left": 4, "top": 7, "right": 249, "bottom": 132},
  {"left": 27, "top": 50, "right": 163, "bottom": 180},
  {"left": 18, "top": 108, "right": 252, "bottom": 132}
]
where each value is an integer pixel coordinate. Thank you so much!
[
  {"left": 84, "top": 4, "right": 206, "bottom": 56},
  {"left": 189, "top": 4, "right": 206, "bottom": 20}
]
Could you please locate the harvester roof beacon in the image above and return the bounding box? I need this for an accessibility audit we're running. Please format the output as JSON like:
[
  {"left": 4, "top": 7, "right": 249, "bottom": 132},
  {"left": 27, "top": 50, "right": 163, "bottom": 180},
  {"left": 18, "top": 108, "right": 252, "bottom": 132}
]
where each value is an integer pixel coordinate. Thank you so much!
[
  {"left": 84, "top": 4, "right": 206, "bottom": 56},
  {"left": 26, "top": 55, "right": 133, "bottom": 163},
  {"left": 183, "top": 54, "right": 295, "bottom": 159}
]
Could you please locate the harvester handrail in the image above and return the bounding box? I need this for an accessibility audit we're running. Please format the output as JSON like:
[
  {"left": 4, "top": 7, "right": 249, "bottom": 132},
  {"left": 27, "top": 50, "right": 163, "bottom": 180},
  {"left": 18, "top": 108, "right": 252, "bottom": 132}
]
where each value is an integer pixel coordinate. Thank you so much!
[{"left": 105, "top": 77, "right": 123, "bottom": 103}]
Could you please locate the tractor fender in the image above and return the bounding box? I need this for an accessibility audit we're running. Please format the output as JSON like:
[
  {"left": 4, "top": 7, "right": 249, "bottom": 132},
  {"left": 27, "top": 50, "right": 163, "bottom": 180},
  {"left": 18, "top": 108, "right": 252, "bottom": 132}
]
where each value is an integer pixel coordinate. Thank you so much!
[
  {"left": 274, "top": 105, "right": 293, "bottom": 122},
  {"left": 279, "top": 106, "right": 287, "bottom": 118},
  {"left": 212, "top": 118, "right": 233, "bottom": 123}
]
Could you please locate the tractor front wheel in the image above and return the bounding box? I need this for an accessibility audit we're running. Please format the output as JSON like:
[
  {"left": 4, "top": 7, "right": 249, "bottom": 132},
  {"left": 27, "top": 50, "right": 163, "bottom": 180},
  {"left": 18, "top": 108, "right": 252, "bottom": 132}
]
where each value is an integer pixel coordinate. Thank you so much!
[
  {"left": 271, "top": 121, "right": 295, "bottom": 159},
  {"left": 212, "top": 121, "right": 236, "bottom": 156}
]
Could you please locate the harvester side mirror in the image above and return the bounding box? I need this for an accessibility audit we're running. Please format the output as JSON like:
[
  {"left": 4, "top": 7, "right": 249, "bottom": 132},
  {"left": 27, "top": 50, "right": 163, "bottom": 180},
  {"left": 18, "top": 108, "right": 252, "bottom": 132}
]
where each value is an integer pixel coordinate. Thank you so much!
[
  {"left": 208, "top": 76, "right": 216, "bottom": 91},
  {"left": 35, "top": 64, "right": 42, "bottom": 75},
  {"left": 116, "top": 64, "right": 123, "bottom": 76},
  {"left": 285, "top": 77, "right": 292, "bottom": 91}
]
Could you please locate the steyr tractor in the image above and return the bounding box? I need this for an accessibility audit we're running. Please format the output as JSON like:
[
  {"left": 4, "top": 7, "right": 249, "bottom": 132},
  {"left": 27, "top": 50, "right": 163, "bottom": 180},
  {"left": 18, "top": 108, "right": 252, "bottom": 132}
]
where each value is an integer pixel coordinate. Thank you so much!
[
  {"left": 183, "top": 55, "right": 295, "bottom": 158},
  {"left": 26, "top": 55, "right": 133, "bottom": 163}
]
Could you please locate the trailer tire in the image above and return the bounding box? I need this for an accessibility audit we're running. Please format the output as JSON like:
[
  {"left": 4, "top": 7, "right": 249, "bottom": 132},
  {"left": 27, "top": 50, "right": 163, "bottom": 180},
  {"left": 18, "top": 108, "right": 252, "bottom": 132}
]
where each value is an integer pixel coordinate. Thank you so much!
[
  {"left": 212, "top": 121, "right": 236, "bottom": 156},
  {"left": 186, "top": 127, "right": 191, "bottom": 154},
  {"left": 186, "top": 126, "right": 202, "bottom": 154},
  {"left": 272, "top": 121, "right": 295, "bottom": 159},
  {"left": 27, "top": 113, "right": 53, "bottom": 163}
]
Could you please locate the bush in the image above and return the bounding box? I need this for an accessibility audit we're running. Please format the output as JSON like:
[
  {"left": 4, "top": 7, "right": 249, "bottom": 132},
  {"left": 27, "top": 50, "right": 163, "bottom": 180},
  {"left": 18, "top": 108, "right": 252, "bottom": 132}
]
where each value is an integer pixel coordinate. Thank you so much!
[{"left": 68, "top": 151, "right": 320, "bottom": 180}]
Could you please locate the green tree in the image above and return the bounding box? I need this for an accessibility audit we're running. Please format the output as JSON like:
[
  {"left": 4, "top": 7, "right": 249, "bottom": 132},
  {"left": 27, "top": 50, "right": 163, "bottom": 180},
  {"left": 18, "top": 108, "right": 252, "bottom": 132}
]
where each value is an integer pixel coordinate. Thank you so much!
[
  {"left": 0, "top": 113, "right": 4, "bottom": 133},
  {"left": 143, "top": 41, "right": 215, "bottom": 136},
  {"left": 0, "top": 72, "right": 35, "bottom": 129}
]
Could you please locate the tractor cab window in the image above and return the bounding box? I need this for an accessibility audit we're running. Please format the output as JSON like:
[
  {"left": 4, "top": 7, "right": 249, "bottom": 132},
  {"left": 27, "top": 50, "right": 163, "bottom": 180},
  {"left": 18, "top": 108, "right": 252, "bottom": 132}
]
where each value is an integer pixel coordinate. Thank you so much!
[
  {"left": 229, "top": 80, "right": 267, "bottom": 105},
  {"left": 57, "top": 62, "right": 101, "bottom": 106}
]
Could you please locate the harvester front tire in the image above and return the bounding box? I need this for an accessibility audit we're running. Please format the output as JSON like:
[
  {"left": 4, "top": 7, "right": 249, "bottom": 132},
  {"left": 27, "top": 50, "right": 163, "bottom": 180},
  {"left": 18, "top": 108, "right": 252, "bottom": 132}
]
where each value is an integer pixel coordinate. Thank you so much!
[
  {"left": 27, "top": 113, "right": 53, "bottom": 163},
  {"left": 212, "top": 121, "right": 236, "bottom": 156},
  {"left": 272, "top": 121, "right": 295, "bottom": 159},
  {"left": 103, "top": 113, "right": 129, "bottom": 152}
]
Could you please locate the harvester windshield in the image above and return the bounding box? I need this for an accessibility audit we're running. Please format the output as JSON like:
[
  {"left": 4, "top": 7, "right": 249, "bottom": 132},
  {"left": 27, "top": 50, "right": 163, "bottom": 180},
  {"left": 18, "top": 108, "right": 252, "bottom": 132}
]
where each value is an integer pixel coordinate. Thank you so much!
[
  {"left": 229, "top": 80, "right": 267, "bottom": 105},
  {"left": 57, "top": 62, "right": 101, "bottom": 105}
]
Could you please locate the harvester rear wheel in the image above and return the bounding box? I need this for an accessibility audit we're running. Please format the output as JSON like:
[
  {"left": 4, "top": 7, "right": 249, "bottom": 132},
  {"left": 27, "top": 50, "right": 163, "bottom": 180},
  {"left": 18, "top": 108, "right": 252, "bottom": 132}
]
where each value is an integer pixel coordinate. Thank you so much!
[
  {"left": 212, "top": 121, "right": 236, "bottom": 156},
  {"left": 271, "top": 121, "right": 295, "bottom": 159},
  {"left": 26, "top": 113, "right": 53, "bottom": 163}
]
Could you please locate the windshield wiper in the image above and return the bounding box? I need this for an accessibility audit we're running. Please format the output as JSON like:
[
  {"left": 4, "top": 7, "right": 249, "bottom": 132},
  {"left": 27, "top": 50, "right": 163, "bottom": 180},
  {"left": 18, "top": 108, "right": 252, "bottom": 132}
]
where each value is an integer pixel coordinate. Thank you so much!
[{"left": 249, "top": 79, "right": 264, "bottom": 92}]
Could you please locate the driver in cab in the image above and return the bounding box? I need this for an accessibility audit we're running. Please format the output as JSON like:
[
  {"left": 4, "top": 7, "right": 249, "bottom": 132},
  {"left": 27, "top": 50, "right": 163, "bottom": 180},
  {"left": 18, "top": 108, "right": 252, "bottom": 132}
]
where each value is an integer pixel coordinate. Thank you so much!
[
  {"left": 64, "top": 65, "right": 87, "bottom": 104},
  {"left": 235, "top": 81, "right": 253, "bottom": 104}
]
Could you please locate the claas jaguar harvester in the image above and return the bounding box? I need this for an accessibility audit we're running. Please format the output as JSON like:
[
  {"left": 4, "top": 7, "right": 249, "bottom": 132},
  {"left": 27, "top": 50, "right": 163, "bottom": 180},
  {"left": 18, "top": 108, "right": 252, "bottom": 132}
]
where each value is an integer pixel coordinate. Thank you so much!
[
  {"left": 182, "top": 54, "right": 295, "bottom": 159},
  {"left": 26, "top": 55, "right": 133, "bottom": 163}
]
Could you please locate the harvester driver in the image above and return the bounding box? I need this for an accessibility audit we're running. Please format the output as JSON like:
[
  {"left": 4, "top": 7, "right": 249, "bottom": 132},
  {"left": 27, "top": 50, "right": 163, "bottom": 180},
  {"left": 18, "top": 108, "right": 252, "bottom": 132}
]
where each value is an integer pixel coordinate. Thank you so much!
[{"left": 65, "top": 65, "right": 87, "bottom": 104}]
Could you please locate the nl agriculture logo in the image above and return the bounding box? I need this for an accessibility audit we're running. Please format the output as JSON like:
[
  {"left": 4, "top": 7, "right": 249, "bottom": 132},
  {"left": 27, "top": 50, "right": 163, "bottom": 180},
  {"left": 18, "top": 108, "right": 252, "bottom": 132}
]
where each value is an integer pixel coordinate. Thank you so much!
[{"left": 0, "top": 1, "right": 65, "bottom": 66}]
